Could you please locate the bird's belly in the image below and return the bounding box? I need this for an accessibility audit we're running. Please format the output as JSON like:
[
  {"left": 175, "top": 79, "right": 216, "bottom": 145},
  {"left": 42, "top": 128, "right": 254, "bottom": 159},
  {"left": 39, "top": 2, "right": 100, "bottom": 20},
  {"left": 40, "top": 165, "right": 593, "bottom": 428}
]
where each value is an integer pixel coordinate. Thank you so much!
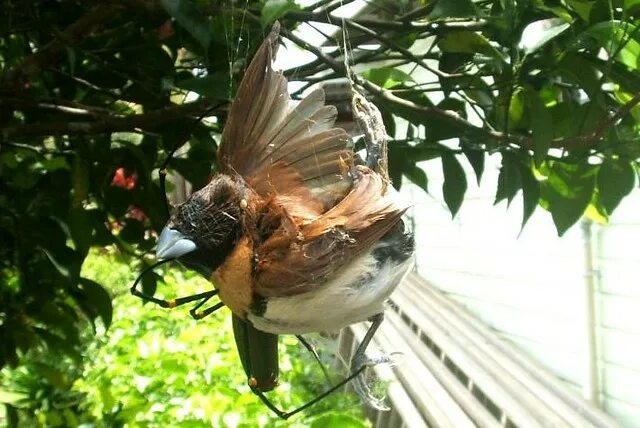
[{"left": 247, "top": 249, "right": 414, "bottom": 335}]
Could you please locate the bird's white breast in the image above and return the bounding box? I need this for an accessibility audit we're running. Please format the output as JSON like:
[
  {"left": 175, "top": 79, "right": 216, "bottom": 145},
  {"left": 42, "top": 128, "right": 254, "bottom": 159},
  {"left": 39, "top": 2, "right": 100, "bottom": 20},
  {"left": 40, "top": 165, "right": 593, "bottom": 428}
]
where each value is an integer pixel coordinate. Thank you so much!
[{"left": 247, "top": 244, "right": 414, "bottom": 334}]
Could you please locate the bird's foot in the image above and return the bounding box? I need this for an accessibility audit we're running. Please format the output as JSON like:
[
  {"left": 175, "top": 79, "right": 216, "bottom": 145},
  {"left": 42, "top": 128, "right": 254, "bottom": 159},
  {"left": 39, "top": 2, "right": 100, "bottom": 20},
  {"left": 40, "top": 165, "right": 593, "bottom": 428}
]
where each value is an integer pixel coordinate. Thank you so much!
[{"left": 350, "top": 352, "right": 402, "bottom": 411}]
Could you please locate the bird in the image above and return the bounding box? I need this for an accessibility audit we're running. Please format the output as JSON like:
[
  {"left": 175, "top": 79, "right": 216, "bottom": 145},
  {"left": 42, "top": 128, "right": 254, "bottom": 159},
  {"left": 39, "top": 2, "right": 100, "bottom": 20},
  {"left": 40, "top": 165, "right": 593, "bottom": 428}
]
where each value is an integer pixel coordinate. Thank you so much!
[{"left": 155, "top": 21, "right": 414, "bottom": 411}]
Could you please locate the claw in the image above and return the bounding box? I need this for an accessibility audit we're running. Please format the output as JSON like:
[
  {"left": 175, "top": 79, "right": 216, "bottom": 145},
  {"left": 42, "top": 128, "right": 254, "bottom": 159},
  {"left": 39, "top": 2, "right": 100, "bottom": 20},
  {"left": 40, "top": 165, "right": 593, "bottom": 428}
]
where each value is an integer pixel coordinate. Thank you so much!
[{"left": 350, "top": 354, "right": 392, "bottom": 411}]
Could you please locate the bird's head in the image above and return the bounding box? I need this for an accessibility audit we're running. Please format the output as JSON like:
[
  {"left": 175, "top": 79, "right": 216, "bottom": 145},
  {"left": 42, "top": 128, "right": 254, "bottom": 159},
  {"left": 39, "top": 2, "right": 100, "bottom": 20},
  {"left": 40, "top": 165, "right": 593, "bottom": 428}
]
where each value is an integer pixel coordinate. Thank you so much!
[{"left": 156, "top": 174, "right": 246, "bottom": 277}]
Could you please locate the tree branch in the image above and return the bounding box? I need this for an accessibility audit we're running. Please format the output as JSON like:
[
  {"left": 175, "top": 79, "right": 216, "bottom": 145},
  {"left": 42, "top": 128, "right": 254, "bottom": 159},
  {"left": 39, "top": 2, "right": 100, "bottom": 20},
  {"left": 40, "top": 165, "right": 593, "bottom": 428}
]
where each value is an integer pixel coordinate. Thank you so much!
[
  {"left": 0, "top": 101, "right": 218, "bottom": 140},
  {"left": 281, "top": 28, "right": 513, "bottom": 142},
  {"left": 285, "top": 10, "right": 488, "bottom": 33},
  {"left": 592, "top": 92, "right": 640, "bottom": 141},
  {"left": 1, "top": 97, "right": 121, "bottom": 118},
  {"left": 343, "top": 19, "right": 465, "bottom": 79},
  {"left": 282, "top": 29, "right": 640, "bottom": 152}
]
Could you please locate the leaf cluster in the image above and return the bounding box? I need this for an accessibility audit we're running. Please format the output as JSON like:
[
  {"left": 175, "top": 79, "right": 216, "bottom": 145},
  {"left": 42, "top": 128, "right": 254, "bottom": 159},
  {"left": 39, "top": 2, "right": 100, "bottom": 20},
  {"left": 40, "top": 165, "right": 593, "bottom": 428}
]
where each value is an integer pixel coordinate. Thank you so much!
[{"left": 282, "top": 0, "right": 640, "bottom": 234}]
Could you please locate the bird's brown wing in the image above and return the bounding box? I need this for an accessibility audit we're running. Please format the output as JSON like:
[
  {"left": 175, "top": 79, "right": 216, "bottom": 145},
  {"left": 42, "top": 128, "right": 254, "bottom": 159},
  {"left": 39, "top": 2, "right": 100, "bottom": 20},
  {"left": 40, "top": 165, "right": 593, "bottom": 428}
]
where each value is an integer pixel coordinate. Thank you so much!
[
  {"left": 253, "top": 166, "right": 408, "bottom": 297},
  {"left": 217, "top": 22, "right": 353, "bottom": 214},
  {"left": 217, "top": 23, "right": 405, "bottom": 298}
]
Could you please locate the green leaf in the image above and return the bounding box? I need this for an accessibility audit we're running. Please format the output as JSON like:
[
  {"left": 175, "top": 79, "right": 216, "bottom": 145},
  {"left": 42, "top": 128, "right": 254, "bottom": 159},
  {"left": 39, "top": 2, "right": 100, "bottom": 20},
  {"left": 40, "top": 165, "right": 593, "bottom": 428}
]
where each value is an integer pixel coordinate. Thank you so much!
[
  {"left": 519, "top": 18, "right": 571, "bottom": 55},
  {"left": 597, "top": 158, "right": 636, "bottom": 214},
  {"left": 527, "top": 89, "right": 553, "bottom": 167},
  {"left": 171, "top": 157, "right": 211, "bottom": 190},
  {"left": 376, "top": 93, "right": 462, "bottom": 142},
  {"left": 0, "top": 389, "right": 29, "bottom": 406},
  {"left": 104, "top": 186, "right": 133, "bottom": 217},
  {"left": 578, "top": 21, "right": 640, "bottom": 70},
  {"left": 161, "top": 0, "right": 211, "bottom": 50},
  {"left": 42, "top": 246, "right": 83, "bottom": 284},
  {"left": 542, "top": 161, "right": 597, "bottom": 236},
  {"left": 33, "top": 362, "right": 66, "bottom": 388},
  {"left": 98, "top": 385, "right": 115, "bottom": 413},
  {"left": 38, "top": 157, "right": 69, "bottom": 172},
  {"left": 558, "top": 53, "right": 605, "bottom": 98},
  {"left": 119, "top": 219, "right": 145, "bottom": 244},
  {"left": 582, "top": 54, "right": 640, "bottom": 94},
  {"left": 389, "top": 159, "right": 403, "bottom": 189},
  {"left": 508, "top": 87, "right": 525, "bottom": 128},
  {"left": 380, "top": 109, "right": 396, "bottom": 138},
  {"left": 68, "top": 207, "right": 93, "bottom": 255},
  {"left": 404, "top": 164, "right": 428, "bottom": 190},
  {"left": 519, "top": 163, "right": 540, "bottom": 230},
  {"left": 438, "top": 97, "right": 466, "bottom": 118},
  {"left": 430, "top": 0, "right": 477, "bottom": 18},
  {"left": 120, "top": 45, "right": 175, "bottom": 79},
  {"left": 261, "top": 0, "right": 300, "bottom": 26},
  {"left": 494, "top": 152, "right": 522, "bottom": 206},
  {"left": 176, "top": 72, "right": 230, "bottom": 100},
  {"left": 79, "top": 278, "right": 114, "bottom": 329},
  {"left": 35, "top": 327, "right": 81, "bottom": 362},
  {"left": 626, "top": 0, "right": 640, "bottom": 13},
  {"left": 441, "top": 153, "right": 467, "bottom": 218},
  {"left": 309, "top": 412, "right": 369, "bottom": 428},
  {"left": 438, "top": 32, "right": 503, "bottom": 61},
  {"left": 567, "top": 0, "right": 593, "bottom": 21},
  {"left": 361, "top": 67, "right": 414, "bottom": 89},
  {"left": 71, "top": 155, "right": 89, "bottom": 207},
  {"left": 463, "top": 80, "right": 494, "bottom": 109},
  {"left": 461, "top": 143, "right": 484, "bottom": 185}
]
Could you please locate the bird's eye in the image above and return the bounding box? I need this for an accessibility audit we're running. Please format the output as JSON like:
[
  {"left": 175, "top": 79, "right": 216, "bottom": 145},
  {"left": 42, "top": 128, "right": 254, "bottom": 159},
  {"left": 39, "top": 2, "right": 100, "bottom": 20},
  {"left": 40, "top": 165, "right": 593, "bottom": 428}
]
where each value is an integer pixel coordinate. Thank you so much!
[{"left": 211, "top": 184, "right": 232, "bottom": 206}]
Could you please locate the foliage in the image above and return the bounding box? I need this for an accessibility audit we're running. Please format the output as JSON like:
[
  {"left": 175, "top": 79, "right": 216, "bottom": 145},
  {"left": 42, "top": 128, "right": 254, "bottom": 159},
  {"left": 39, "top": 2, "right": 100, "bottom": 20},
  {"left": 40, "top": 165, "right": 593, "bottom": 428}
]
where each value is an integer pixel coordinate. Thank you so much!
[
  {"left": 0, "top": 251, "right": 369, "bottom": 427},
  {"left": 1, "top": 0, "right": 640, "bottom": 422}
]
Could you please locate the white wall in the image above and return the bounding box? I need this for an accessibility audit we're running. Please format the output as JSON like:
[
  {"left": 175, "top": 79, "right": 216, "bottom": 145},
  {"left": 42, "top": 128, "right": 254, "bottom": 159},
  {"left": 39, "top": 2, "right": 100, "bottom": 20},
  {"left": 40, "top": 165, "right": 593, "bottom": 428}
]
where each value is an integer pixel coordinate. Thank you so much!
[
  {"left": 405, "top": 155, "right": 640, "bottom": 427},
  {"left": 594, "top": 191, "right": 640, "bottom": 424}
]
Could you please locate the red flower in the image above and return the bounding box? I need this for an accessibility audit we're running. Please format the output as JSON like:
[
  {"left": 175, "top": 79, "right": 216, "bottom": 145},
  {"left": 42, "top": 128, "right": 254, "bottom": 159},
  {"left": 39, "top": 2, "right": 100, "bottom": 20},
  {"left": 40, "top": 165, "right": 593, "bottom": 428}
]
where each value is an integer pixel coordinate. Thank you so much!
[
  {"left": 156, "top": 21, "right": 175, "bottom": 40},
  {"left": 111, "top": 167, "right": 137, "bottom": 190},
  {"left": 127, "top": 207, "right": 148, "bottom": 222}
]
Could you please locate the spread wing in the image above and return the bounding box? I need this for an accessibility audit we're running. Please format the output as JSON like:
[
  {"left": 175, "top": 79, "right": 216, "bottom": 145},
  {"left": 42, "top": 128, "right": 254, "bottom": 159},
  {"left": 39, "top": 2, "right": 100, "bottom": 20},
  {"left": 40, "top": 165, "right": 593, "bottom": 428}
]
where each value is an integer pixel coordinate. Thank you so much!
[
  {"left": 253, "top": 166, "right": 409, "bottom": 297},
  {"left": 217, "top": 22, "right": 353, "bottom": 212},
  {"left": 217, "top": 23, "right": 407, "bottom": 298}
]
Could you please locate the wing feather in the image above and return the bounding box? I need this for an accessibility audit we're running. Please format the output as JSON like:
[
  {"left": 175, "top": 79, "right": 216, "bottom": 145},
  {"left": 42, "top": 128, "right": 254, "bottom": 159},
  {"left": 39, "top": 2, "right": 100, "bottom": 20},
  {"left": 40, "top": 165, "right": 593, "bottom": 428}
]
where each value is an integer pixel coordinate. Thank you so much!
[
  {"left": 217, "top": 23, "right": 353, "bottom": 209},
  {"left": 217, "top": 24, "right": 407, "bottom": 299},
  {"left": 253, "top": 166, "right": 408, "bottom": 297}
]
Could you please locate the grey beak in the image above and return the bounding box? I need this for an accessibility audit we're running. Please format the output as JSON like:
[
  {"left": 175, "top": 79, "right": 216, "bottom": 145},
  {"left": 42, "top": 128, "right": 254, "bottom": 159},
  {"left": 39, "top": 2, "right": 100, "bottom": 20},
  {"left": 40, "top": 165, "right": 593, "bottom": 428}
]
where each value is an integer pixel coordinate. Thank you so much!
[{"left": 156, "top": 227, "right": 197, "bottom": 259}]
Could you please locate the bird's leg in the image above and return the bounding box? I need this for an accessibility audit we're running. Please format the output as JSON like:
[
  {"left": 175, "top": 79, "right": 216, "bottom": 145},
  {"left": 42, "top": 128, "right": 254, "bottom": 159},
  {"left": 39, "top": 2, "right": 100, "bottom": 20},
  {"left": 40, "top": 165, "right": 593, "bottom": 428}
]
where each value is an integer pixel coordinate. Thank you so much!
[
  {"left": 251, "top": 365, "right": 368, "bottom": 420},
  {"left": 131, "top": 286, "right": 223, "bottom": 319},
  {"left": 189, "top": 294, "right": 224, "bottom": 320},
  {"left": 130, "top": 260, "right": 224, "bottom": 319},
  {"left": 349, "top": 313, "right": 389, "bottom": 410},
  {"left": 296, "top": 335, "right": 332, "bottom": 387},
  {"left": 251, "top": 314, "right": 386, "bottom": 420}
]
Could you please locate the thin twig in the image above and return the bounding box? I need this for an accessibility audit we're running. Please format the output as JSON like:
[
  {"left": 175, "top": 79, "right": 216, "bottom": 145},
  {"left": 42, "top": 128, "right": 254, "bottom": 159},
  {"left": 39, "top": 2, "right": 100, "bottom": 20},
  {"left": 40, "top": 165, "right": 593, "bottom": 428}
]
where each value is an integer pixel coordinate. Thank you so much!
[
  {"left": 592, "top": 92, "right": 640, "bottom": 141},
  {"left": 344, "top": 19, "right": 464, "bottom": 79},
  {"left": 282, "top": 28, "right": 640, "bottom": 151},
  {"left": 282, "top": 28, "right": 511, "bottom": 140},
  {"left": 1, "top": 97, "right": 123, "bottom": 118},
  {"left": 0, "top": 142, "right": 71, "bottom": 155},
  {"left": 0, "top": 101, "right": 220, "bottom": 140},
  {"left": 285, "top": 10, "right": 488, "bottom": 32}
]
